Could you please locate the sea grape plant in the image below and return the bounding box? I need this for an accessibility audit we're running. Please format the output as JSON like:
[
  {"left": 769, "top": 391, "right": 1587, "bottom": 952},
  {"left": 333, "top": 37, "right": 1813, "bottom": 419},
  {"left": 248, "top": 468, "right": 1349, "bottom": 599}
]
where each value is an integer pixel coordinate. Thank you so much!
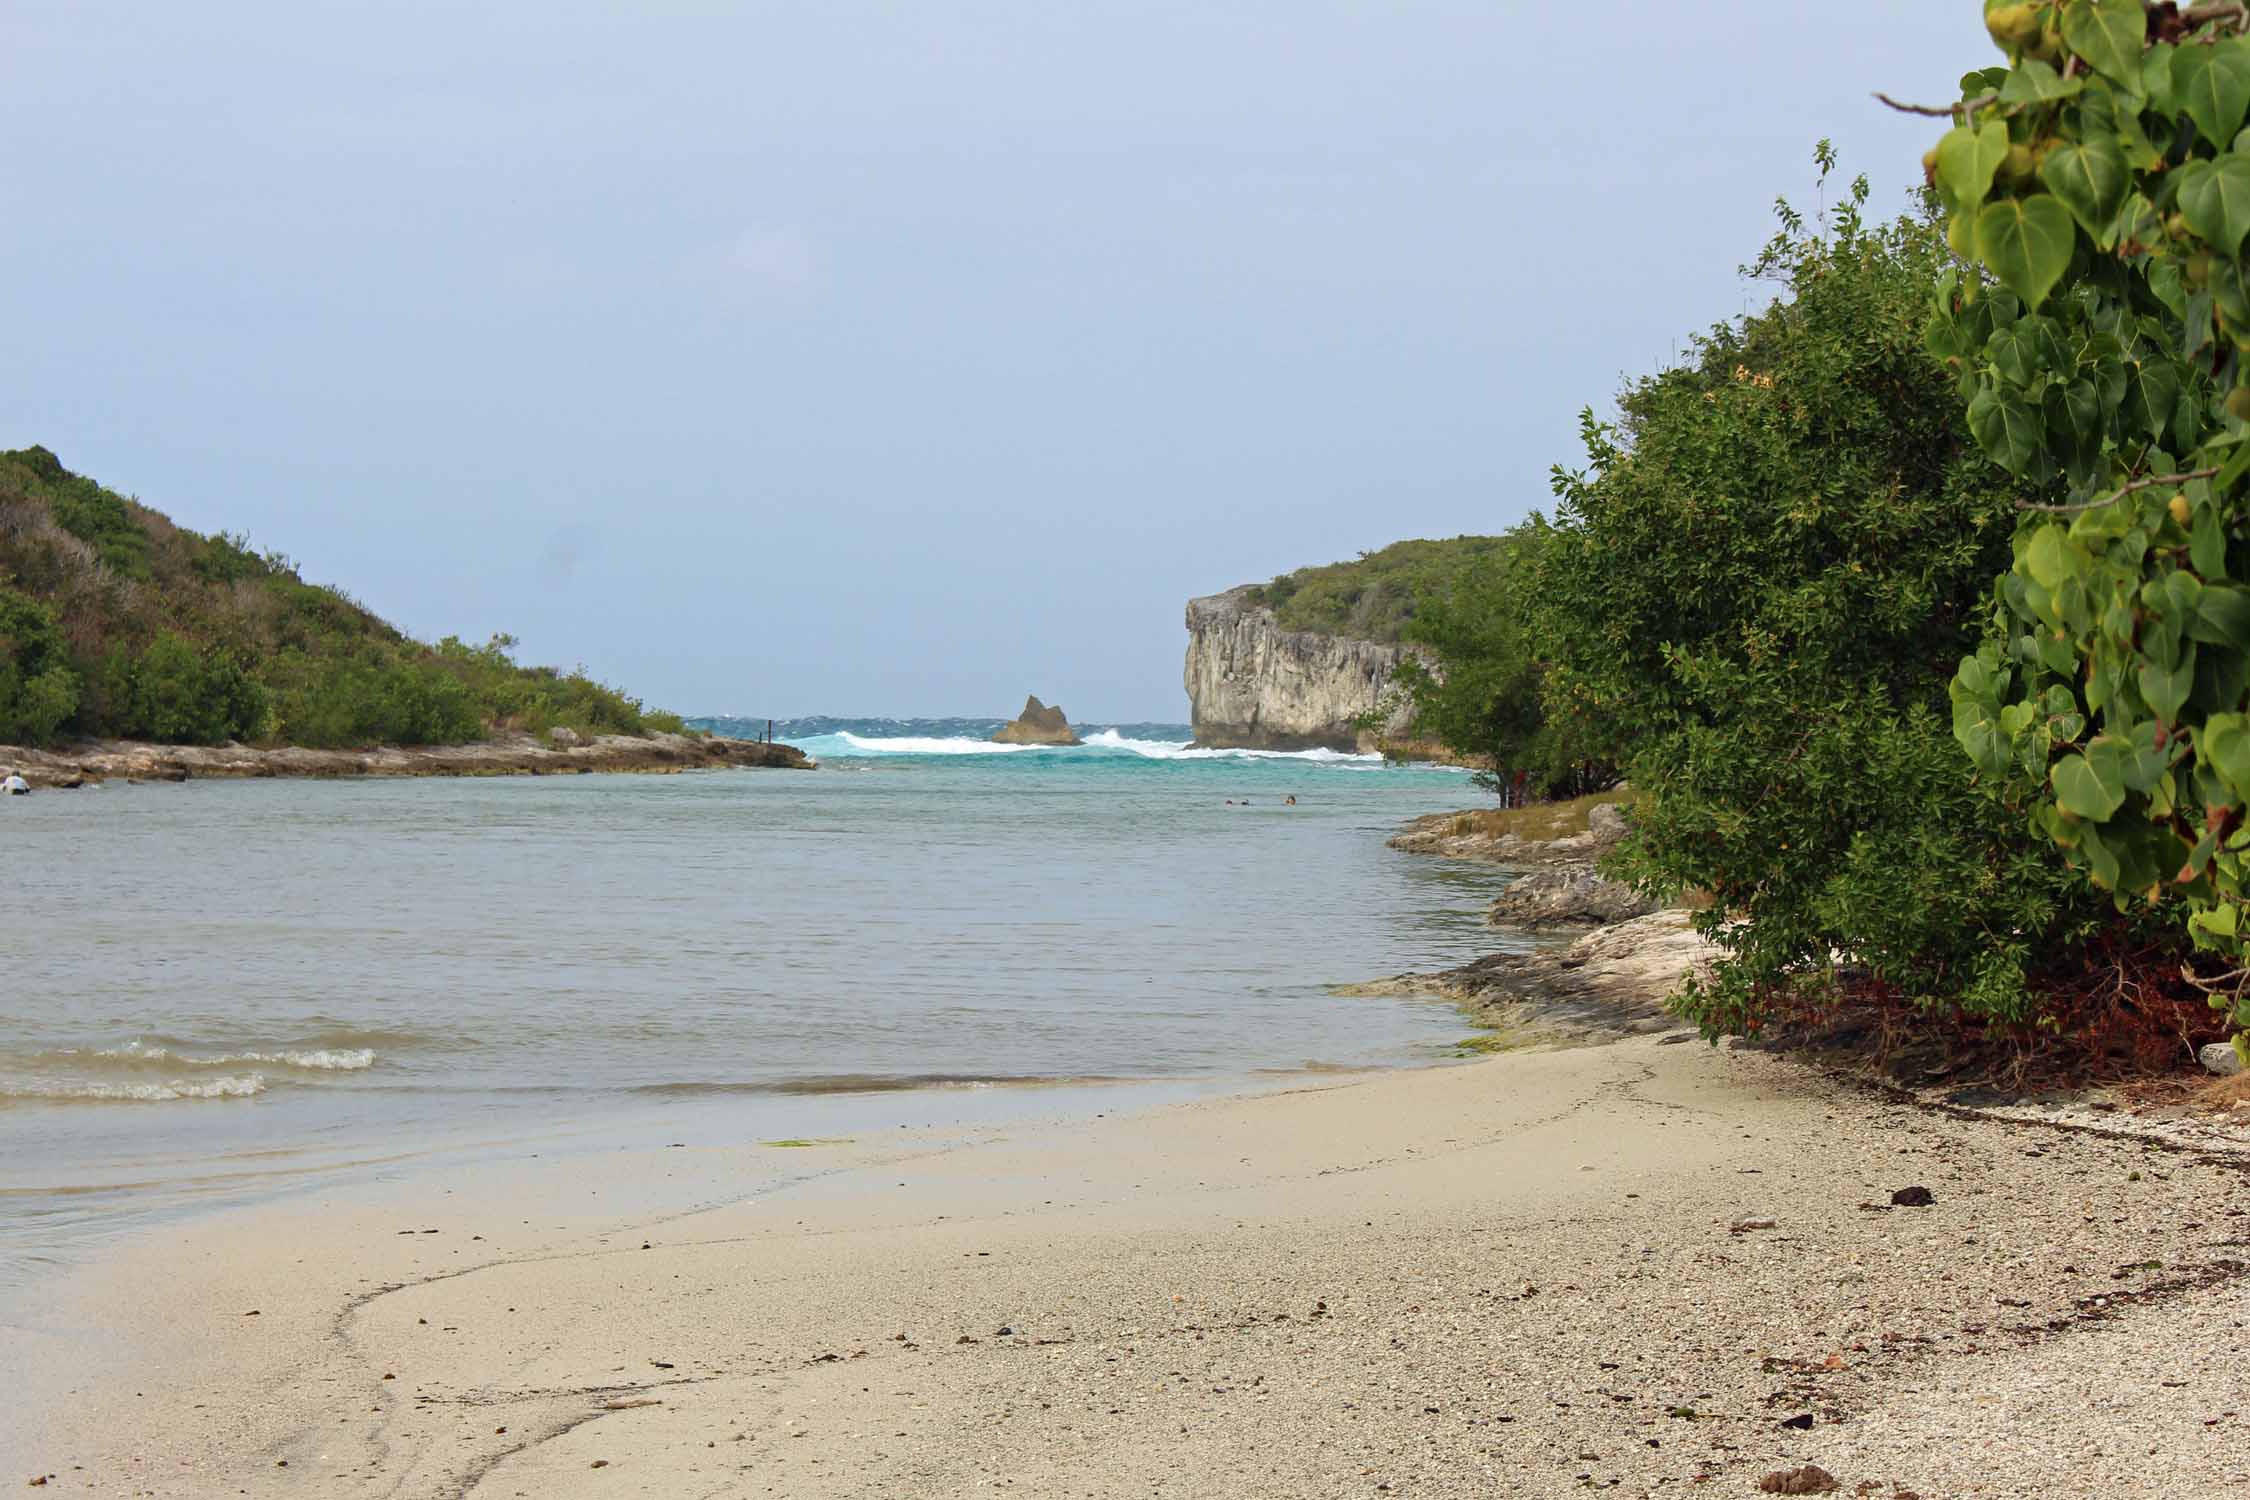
[{"left": 1927, "top": 0, "right": 2250, "bottom": 1044}]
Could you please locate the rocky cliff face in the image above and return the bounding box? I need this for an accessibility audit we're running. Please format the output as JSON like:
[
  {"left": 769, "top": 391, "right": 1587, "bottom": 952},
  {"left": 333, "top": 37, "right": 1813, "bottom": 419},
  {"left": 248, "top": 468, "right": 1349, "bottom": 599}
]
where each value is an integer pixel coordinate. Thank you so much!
[{"left": 1183, "top": 586, "right": 1419, "bottom": 751}]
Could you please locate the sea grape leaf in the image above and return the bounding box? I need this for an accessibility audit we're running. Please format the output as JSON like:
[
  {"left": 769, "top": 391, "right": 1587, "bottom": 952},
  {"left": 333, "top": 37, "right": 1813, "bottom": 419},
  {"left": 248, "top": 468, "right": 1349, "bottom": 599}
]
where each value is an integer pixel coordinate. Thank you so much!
[
  {"left": 2122, "top": 359, "right": 2182, "bottom": 443},
  {"left": 2194, "top": 504, "right": 2227, "bottom": 579},
  {"left": 2063, "top": 0, "right": 2145, "bottom": 90},
  {"left": 2053, "top": 742, "right": 2130, "bottom": 821},
  {"left": 2177, "top": 155, "right": 2250, "bottom": 257},
  {"left": 2199, "top": 712, "right": 2250, "bottom": 800},
  {"left": 2001, "top": 59, "right": 2085, "bottom": 105},
  {"left": 2041, "top": 139, "right": 2130, "bottom": 245},
  {"left": 1969, "top": 384, "right": 2048, "bottom": 474},
  {"left": 2141, "top": 642, "right": 2197, "bottom": 723},
  {"left": 1937, "top": 120, "right": 2010, "bottom": 213},
  {"left": 1977, "top": 195, "right": 2078, "bottom": 309},
  {"left": 2199, "top": 584, "right": 2250, "bottom": 648},
  {"left": 2172, "top": 38, "right": 2250, "bottom": 149}
]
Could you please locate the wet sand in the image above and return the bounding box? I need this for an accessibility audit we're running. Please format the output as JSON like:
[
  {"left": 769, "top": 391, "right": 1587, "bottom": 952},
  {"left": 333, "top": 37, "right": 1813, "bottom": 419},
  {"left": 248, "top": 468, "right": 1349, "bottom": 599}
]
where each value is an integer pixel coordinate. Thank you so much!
[{"left": 7, "top": 1035, "right": 2248, "bottom": 1498}]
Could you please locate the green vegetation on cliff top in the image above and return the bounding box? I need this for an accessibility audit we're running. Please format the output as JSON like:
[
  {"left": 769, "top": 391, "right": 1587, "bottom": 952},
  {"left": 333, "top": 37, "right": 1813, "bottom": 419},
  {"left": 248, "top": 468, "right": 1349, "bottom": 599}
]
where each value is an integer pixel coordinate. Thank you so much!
[
  {"left": 0, "top": 445, "right": 684, "bottom": 749},
  {"left": 1242, "top": 535, "right": 1507, "bottom": 643}
]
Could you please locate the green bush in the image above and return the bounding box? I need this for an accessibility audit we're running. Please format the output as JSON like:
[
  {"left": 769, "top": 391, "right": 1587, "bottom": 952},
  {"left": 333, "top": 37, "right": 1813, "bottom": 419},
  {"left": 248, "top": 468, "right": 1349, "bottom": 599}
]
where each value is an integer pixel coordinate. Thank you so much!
[
  {"left": 1531, "top": 161, "right": 2143, "bottom": 1031},
  {"left": 1245, "top": 536, "right": 1509, "bottom": 643},
  {"left": 1392, "top": 520, "right": 1617, "bottom": 797},
  {"left": 0, "top": 585, "right": 79, "bottom": 743},
  {"left": 98, "top": 634, "right": 268, "bottom": 744}
]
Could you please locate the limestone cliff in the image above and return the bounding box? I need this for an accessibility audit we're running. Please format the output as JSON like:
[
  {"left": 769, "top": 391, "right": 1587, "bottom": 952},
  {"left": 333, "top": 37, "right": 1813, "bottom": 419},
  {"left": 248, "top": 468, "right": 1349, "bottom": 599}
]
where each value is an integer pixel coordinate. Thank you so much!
[{"left": 1183, "top": 587, "right": 1420, "bottom": 751}]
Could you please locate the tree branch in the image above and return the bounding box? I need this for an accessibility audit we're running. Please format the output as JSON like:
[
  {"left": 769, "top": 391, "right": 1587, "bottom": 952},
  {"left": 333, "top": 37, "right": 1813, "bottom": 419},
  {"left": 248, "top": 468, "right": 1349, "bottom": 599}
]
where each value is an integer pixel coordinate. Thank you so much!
[
  {"left": 2015, "top": 468, "right": 2221, "bottom": 514},
  {"left": 2180, "top": 2, "right": 2250, "bottom": 31},
  {"left": 1873, "top": 90, "right": 1998, "bottom": 119}
]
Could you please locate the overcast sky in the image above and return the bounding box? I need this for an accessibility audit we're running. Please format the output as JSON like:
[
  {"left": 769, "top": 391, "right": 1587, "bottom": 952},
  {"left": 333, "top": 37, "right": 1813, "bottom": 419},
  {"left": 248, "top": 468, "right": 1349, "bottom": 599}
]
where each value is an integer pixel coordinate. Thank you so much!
[{"left": 2, "top": 2, "right": 1986, "bottom": 720}]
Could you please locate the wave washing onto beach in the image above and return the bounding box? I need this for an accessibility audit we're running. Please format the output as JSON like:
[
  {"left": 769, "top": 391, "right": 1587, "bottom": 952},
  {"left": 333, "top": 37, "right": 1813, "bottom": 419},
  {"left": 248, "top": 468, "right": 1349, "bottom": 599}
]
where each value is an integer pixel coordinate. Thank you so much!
[
  {"left": 33, "top": 1043, "right": 377, "bottom": 1073},
  {"left": 0, "top": 1075, "right": 269, "bottom": 1104}
]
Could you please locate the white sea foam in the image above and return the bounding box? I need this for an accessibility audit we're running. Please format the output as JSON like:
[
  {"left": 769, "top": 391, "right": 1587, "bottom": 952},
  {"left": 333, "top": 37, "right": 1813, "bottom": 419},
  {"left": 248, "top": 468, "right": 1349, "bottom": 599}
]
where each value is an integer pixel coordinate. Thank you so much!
[
  {"left": 833, "top": 732, "right": 1040, "bottom": 756},
  {"left": 1079, "top": 729, "right": 1384, "bottom": 764},
  {"left": 85, "top": 1042, "right": 376, "bottom": 1072},
  {"left": 0, "top": 1075, "right": 268, "bottom": 1102}
]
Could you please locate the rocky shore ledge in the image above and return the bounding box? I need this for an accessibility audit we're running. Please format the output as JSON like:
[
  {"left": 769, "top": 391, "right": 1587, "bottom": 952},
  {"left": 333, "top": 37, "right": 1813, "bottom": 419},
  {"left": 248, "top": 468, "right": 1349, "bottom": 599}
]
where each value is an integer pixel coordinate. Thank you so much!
[
  {"left": 1359, "top": 793, "right": 1711, "bottom": 1040},
  {"left": 0, "top": 729, "right": 811, "bottom": 788}
]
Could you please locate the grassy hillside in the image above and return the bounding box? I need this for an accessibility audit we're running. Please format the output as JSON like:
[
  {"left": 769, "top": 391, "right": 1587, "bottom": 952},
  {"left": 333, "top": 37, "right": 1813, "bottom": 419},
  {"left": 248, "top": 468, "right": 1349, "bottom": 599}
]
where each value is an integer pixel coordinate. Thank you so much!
[
  {"left": 0, "top": 445, "right": 683, "bottom": 748},
  {"left": 1241, "top": 535, "right": 1509, "bottom": 643}
]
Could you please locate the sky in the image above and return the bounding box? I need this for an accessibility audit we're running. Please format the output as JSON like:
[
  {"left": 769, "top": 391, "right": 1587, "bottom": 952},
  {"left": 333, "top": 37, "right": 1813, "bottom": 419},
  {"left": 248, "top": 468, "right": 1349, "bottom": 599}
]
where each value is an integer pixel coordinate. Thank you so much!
[{"left": 1, "top": 2, "right": 1989, "bottom": 721}]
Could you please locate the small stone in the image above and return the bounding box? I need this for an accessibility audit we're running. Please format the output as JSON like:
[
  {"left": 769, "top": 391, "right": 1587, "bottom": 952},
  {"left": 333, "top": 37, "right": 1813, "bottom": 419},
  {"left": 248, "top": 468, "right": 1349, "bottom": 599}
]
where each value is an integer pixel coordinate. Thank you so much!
[
  {"left": 1890, "top": 1185, "right": 1935, "bottom": 1207},
  {"left": 1758, "top": 1465, "right": 1839, "bottom": 1494},
  {"left": 1778, "top": 1412, "right": 1814, "bottom": 1430},
  {"left": 2201, "top": 1041, "right": 2245, "bottom": 1077}
]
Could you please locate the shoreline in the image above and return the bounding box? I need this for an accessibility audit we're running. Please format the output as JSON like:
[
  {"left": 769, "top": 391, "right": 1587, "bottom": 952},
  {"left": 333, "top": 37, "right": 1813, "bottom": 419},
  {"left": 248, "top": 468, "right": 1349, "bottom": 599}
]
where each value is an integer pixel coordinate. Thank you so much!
[
  {"left": 9, "top": 1036, "right": 2244, "bottom": 1497},
  {"left": 0, "top": 730, "right": 810, "bottom": 788}
]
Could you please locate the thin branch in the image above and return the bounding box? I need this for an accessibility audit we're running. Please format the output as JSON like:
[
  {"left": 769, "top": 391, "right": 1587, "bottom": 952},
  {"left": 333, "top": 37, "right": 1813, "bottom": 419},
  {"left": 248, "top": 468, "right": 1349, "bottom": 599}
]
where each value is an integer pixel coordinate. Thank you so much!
[
  {"left": 2181, "top": 2, "right": 2250, "bottom": 30},
  {"left": 1873, "top": 90, "right": 1998, "bottom": 119},
  {"left": 2016, "top": 467, "right": 2220, "bottom": 514}
]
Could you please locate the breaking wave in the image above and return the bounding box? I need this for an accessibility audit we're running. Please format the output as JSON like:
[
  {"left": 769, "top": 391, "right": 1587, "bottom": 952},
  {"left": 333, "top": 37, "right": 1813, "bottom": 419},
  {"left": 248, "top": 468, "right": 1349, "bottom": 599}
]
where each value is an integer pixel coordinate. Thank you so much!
[
  {"left": 787, "top": 728, "right": 1388, "bottom": 765},
  {"left": 0, "top": 1075, "right": 268, "bottom": 1103},
  {"left": 27, "top": 1043, "right": 376, "bottom": 1072}
]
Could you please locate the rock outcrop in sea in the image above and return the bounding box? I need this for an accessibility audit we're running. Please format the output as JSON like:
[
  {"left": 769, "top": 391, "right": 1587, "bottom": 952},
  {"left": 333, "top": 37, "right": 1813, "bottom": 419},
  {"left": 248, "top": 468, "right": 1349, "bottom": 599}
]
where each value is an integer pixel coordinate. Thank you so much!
[
  {"left": 1182, "top": 586, "right": 1420, "bottom": 751},
  {"left": 991, "top": 695, "right": 1081, "bottom": 746}
]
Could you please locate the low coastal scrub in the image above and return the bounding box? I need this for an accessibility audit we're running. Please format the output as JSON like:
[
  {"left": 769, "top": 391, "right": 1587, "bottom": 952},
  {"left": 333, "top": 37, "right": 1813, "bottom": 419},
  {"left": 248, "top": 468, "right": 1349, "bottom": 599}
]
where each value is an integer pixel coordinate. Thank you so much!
[
  {"left": 1402, "top": 145, "right": 2224, "bottom": 1064},
  {"left": 1244, "top": 536, "right": 1508, "bottom": 644},
  {"left": 0, "top": 446, "right": 680, "bottom": 748}
]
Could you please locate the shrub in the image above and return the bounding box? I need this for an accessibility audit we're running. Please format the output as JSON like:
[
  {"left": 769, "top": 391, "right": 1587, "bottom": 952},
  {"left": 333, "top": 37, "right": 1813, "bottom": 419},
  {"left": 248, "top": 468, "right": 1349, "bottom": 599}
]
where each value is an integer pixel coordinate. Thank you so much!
[
  {"left": 1918, "top": 3, "right": 2250, "bottom": 1045},
  {"left": 99, "top": 633, "right": 268, "bottom": 744},
  {"left": 1533, "top": 159, "right": 2142, "bottom": 1031},
  {"left": 1392, "top": 520, "right": 1617, "bottom": 797},
  {"left": 0, "top": 585, "right": 79, "bottom": 743}
]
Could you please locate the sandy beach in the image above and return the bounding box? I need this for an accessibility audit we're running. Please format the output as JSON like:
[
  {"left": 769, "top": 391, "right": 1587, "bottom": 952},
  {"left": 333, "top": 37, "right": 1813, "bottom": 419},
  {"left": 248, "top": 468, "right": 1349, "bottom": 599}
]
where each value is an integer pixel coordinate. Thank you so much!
[{"left": 9, "top": 1034, "right": 2246, "bottom": 1499}]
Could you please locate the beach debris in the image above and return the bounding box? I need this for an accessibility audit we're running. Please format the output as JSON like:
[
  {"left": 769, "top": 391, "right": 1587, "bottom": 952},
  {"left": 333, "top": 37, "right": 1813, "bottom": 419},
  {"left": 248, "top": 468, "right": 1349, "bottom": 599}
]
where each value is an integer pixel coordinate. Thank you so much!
[
  {"left": 650, "top": 1360, "right": 674, "bottom": 1369},
  {"left": 1779, "top": 1413, "right": 1815, "bottom": 1430},
  {"left": 589, "top": 1459, "right": 608, "bottom": 1469},
  {"left": 1730, "top": 1219, "right": 1777, "bottom": 1234},
  {"left": 1758, "top": 1466, "right": 1839, "bottom": 1494},
  {"left": 242, "top": 1309, "right": 260, "bottom": 1316},
  {"left": 1889, "top": 1186, "right": 1935, "bottom": 1207},
  {"left": 600, "top": 1398, "right": 661, "bottom": 1411}
]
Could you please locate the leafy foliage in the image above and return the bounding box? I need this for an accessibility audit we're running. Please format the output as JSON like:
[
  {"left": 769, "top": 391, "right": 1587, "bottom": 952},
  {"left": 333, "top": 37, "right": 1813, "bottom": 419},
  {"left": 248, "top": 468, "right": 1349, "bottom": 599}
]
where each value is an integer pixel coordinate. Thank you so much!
[
  {"left": 1390, "top": 520, "right": 1616, "bottom": 797},
  {"left": 0, "top": 585, "right": 80, "bottom": 744},
  {"left": 0, "top": 447, "right": 678, "bottom": 749},
  {"left": 1393, "top": 159, "right": 2147, "bottom": 1036},
  {"left": 1926, "top": 1, "right": 2250, "bottom": 1039}
]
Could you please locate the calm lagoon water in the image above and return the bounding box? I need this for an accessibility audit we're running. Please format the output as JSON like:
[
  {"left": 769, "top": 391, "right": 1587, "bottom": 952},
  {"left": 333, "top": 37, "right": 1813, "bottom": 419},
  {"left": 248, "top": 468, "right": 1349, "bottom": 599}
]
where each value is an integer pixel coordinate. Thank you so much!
[{"left": 0, "top": 719, "right": 1525, "bottom": 1280}]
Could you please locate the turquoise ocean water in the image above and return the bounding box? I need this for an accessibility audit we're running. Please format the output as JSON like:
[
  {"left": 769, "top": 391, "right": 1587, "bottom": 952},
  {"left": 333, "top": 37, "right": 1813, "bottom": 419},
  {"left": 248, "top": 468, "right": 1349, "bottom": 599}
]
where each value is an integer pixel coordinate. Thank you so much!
[{"left": 0, "top": 718, "right": 1525, "bottom": 1283}]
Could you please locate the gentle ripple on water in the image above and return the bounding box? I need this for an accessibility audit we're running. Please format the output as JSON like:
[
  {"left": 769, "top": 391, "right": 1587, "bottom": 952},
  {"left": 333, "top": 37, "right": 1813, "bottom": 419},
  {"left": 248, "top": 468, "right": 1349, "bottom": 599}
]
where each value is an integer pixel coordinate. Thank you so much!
[{"left": 0, "top": 722, "right": 1527, "bottom": 1278}]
